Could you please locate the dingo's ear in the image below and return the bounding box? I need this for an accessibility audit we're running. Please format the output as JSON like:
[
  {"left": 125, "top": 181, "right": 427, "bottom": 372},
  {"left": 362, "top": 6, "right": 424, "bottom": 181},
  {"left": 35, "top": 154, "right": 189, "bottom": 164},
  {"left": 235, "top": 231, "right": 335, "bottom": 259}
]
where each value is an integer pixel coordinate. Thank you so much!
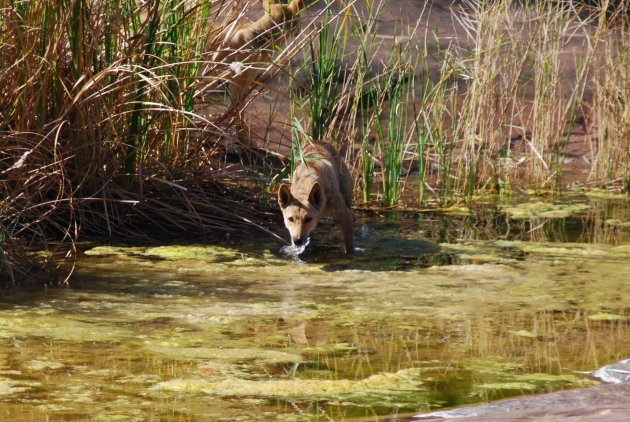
[
  {"left": 308, "top": 182, "right": 323, "bottom": 210},
  {"left": 278, "top": 184, "right": 292, "bottom": 209}
]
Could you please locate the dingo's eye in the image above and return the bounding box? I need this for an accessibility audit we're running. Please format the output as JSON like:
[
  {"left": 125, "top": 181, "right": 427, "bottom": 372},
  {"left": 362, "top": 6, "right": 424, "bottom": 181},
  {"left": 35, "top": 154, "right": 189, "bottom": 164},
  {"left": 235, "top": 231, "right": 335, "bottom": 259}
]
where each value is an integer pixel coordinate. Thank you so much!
[
  {"left": 288, "top": 217, "right": 295, "bottom": 223},
  {"left": 304, "top": 217, "right": 313, "bottom": 224}
]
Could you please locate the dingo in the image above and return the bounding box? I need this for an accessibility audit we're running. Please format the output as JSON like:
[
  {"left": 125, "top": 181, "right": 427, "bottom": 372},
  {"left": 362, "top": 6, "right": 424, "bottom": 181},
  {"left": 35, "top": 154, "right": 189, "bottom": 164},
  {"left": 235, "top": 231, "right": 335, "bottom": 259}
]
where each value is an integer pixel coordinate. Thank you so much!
[
  {"left": 278, "top": 142, "right": 354, "bottom": 256},
  {"left": 211, "top": 0, "right": 304, "bottom": 116}
]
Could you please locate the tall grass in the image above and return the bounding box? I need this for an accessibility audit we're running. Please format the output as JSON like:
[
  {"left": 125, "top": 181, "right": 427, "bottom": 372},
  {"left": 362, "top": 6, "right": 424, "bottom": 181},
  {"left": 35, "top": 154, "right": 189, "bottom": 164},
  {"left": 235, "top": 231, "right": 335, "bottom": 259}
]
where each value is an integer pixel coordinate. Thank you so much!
[
  {"left": 287, "top": 0, "right": 629, "bottom": 206},
  {"left": 0, "top": 0, "right": 311, "bottom": 285},
  {"left": 590, "top": 6, "right": 630, "bottom": 191}
]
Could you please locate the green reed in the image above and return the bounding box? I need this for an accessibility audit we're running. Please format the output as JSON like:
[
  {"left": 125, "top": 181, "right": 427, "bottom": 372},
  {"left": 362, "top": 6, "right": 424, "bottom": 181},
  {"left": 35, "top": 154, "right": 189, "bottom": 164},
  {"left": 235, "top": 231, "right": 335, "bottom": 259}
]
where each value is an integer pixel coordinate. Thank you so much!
[
  {"left": 303, "top": 0, "right": 344, "bottom": 142},
  {"left": 380, "top": 48, "right": 414, "bottom": 207},
  {"left": 0, "top": 0, "right": 294, "bottom": 283}
]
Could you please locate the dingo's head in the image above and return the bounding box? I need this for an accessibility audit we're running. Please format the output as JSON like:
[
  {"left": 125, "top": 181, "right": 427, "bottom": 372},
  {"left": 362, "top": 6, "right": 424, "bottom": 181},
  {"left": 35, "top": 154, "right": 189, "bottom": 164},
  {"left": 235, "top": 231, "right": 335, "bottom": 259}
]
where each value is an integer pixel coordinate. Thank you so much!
[{"left": 278, "top": 182, "right": 322, "bottom": 247}]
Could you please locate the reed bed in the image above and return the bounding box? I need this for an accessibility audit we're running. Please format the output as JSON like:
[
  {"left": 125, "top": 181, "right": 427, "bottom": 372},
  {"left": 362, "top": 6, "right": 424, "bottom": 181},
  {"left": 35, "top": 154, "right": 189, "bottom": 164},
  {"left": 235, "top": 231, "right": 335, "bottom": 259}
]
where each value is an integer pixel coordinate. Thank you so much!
[
  {"left": 288, "top": 0, "right": 628, "bottom": 203},
  {"left": 1, "top": 0, "right": 629, "bottom": 286},
  {"left": 0, "top": 0, "right": 313, "bottom": 286}
]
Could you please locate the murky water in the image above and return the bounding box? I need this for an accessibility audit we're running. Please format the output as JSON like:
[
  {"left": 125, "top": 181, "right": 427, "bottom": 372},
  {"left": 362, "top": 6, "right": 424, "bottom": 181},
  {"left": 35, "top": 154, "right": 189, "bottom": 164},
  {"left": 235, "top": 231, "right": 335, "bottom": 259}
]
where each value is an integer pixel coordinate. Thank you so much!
[{"left": 2, "top": 193, "right": 629, "bottom": 421}]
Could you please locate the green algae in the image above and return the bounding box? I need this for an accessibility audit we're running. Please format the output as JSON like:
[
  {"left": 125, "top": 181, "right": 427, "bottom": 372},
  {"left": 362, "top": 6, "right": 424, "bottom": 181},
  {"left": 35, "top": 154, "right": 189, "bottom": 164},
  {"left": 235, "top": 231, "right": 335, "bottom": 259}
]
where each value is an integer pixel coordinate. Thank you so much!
[
  {"left": 0, "top": 378, "right": 41, "bottom": 396},
  {"left": 437, "top": 206, "right": 472, "bottom": 215},
  {"left": 84, "top": 244, "right": 281, "bottom": 266},
  {"left": 500, "top": 201, "right": 591, "bottom": 219},
  {"left": 510, "top": 330, "right": 539, "bottom": 338},
  {"left": 149, "top": 367, "right": 426, "bottom": 401},
  {"left": 83, "top": 245, "right": 146, "bottom": 257},
  {"left": 145, "top": 344, "right": 304, "bottom": 364},
  {"left": 0, "top": 313, "right": 132, "bottom": 342},
  {"left": 605, "top": 219, "right": 630, "bottom": 227},
  {"left": 25, "top": 360, "right": 65, "bottom": 371},
  {"left": 588, "top": 313, "right": 628, "bottom": 321},
  {"left": 477, "top": 382, "right": 538, "bottom": 391},
  {"left": 142, "top": 245, "right": 238, "bottom": 261},
  {"left": 583, "top": 189, "right": 630, "bottom": 200},
  {"left": 451, "top": 358, "right": 598, "bottom": 399}
]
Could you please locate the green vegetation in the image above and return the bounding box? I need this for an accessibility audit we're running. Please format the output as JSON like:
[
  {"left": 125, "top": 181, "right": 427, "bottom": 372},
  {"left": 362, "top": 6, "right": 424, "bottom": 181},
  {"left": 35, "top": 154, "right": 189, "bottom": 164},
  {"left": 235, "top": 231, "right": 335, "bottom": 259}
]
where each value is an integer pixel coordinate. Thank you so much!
[{"left": 1, "top": 0, "right": 629, "bottom": 285}]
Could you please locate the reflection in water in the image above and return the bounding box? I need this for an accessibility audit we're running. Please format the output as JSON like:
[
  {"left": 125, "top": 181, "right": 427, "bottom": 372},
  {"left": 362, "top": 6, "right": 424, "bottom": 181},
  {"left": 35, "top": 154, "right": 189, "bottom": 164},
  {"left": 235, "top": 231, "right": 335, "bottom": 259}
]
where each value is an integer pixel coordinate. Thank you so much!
[{"left": 0, "top": 194, "right": 629, "bottom": 421}]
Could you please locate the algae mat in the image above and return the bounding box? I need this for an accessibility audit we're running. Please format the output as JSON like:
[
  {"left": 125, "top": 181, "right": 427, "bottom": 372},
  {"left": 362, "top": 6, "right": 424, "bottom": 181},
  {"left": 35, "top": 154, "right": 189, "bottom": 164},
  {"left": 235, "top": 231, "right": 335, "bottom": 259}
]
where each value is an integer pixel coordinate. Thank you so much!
[{"left": 1, "top": 197, "right": 630, "bottom": 420}]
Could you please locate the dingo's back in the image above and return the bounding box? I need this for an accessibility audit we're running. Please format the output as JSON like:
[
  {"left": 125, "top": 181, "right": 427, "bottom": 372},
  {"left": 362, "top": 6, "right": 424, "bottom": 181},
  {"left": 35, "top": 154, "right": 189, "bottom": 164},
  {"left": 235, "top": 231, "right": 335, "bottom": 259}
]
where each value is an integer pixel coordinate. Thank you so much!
[{"left": 278, "top": 142, "right": 354, "bottom": 255}]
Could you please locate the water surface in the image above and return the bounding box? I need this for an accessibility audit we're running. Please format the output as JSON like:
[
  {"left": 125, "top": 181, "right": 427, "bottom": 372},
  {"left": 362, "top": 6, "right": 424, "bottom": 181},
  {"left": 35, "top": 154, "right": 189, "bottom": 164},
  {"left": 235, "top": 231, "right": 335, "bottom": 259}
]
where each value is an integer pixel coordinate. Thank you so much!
[{"left": 1, "top": 193, "right": 629, "bottom": 421}]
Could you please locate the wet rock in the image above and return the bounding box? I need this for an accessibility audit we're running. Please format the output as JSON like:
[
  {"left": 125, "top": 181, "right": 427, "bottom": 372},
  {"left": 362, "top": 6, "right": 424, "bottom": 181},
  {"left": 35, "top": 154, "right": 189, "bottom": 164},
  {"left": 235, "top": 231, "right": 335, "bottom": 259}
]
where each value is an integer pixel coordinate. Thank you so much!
[
  {"left": 412, "top": 383, "right": 630, "bottom": 422},
  {"left": 592, "top": 359, "right": 630, "bottom": 384}
]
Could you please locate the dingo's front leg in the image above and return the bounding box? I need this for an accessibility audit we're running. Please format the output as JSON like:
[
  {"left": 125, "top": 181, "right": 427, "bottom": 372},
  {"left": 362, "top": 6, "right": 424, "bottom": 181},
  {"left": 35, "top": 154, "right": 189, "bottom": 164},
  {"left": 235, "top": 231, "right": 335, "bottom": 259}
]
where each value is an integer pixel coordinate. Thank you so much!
[{"left": 338, "top": 207, "right": 354, "bottom": 256}]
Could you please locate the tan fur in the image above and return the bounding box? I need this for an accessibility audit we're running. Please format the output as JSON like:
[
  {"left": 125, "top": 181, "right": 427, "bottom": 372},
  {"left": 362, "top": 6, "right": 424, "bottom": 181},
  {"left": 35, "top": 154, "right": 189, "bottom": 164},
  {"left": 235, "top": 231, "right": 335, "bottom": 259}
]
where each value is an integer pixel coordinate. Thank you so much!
[
  {"left": 278, "top": 142, "right": 354, "bottom": 256},
  {"left": 211, "top": 0, "right": 304, "bottom": 115}
]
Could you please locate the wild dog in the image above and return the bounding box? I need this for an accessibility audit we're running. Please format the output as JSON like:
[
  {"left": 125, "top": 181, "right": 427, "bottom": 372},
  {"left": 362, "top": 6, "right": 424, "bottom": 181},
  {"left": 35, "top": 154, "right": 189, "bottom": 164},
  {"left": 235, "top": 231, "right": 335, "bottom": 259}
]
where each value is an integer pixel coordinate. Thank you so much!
[
  {"left": 209, "top": 0, "right": 304, "bottom": 118},
  {"left": 278, "top": 142, "right": 354, "bottom": 256}
]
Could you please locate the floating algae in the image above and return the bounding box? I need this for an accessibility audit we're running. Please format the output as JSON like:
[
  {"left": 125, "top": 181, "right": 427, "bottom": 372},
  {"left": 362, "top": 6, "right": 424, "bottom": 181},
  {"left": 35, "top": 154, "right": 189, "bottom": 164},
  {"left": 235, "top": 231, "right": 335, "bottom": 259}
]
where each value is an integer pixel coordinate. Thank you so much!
[
  {"left": 145, "top": 344, "right": 304, "bottom": 364},
  {"left": 605, "top": 219, "right": 630, "bottom": 227},
  {"left": 148, "top": 367, "right": 426, "bottom": 401},
  {"left": 500, "top": 201, "right": 591, "bottom": 219},
  {"left": 588, "top": 313, "right": 628, "bottom": 321},
  {"left": 0, "top": 313, "right": 132, "bottom": 342},
  {"left": 0, "top": 378, "right": 41, "bottom": 396},
  {"left": 25, "top": 360, "right": 65, "bottom": 371}
]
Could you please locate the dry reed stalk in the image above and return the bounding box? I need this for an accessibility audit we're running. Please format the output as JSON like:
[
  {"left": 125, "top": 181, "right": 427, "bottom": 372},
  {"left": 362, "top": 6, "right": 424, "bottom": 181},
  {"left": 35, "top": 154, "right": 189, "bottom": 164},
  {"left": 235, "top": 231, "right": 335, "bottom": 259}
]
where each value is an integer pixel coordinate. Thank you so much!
[{"left": 589, "top": 10, "right": 630, "bottom": 190}]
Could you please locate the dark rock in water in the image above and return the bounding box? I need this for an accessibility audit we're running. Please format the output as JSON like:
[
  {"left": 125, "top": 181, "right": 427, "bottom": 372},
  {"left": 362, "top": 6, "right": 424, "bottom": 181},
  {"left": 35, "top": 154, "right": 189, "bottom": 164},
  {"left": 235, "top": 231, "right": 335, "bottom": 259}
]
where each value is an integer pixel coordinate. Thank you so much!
[{"left": 410, "top": 382, "right": 630, "bottom": 422}]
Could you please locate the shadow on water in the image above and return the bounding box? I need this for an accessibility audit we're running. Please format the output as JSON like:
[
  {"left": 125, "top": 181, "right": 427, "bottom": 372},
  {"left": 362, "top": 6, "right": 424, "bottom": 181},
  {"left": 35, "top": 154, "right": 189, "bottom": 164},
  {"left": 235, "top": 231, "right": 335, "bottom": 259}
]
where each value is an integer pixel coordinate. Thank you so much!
[
  {"left": 1, "top": 193, "right": 629, "bottom": 421},
  {"left": 291, "top": 219, "right": 450, "bottom": 272}
]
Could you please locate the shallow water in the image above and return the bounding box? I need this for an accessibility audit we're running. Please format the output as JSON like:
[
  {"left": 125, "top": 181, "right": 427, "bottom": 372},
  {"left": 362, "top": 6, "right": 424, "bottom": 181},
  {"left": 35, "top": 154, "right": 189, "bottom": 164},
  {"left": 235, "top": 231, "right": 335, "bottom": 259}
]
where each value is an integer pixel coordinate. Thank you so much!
[{"left": 1, "top": 193, "right": 630, "bottom": 421}]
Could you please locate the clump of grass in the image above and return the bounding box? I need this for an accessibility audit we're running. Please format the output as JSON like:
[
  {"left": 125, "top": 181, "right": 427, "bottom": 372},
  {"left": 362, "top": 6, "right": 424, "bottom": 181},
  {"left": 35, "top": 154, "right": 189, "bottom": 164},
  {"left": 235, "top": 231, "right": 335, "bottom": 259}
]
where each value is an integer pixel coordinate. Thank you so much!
[{"left": 378, "top": 49, "right": 415, "bottom": 207}]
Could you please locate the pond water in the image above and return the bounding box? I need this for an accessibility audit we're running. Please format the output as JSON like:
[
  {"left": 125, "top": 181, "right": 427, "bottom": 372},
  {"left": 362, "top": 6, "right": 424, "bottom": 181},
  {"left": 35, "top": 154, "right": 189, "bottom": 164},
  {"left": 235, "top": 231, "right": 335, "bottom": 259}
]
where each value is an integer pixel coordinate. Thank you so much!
[{"left": 1, "top": 192, "right": 630, "bottom": 421}]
